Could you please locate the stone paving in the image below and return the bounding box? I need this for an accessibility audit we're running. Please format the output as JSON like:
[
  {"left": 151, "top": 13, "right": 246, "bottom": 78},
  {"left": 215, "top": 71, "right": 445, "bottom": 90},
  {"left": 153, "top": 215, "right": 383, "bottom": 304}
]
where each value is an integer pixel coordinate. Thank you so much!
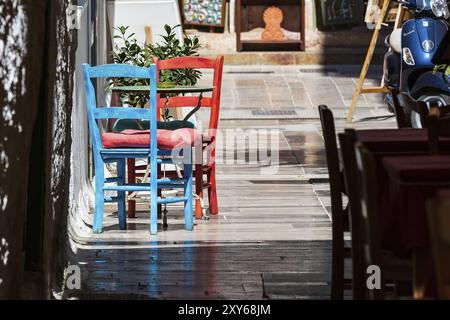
[
  {"left": 203, "top": 64, "right": 388, "bottom": 118},
  {"left": 70, "top": 65, "right": 398, "bottom": 299},
  {"left": 199, "top": 64, "right": 397, "bottom": 226}
]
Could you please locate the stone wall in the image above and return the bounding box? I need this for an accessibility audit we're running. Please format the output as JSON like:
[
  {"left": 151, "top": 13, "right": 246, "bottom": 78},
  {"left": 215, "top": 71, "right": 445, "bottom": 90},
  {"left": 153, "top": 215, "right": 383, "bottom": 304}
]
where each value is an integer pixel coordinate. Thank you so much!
[{"left": 0, "top": 0, "right": 76, "bottom": 299}]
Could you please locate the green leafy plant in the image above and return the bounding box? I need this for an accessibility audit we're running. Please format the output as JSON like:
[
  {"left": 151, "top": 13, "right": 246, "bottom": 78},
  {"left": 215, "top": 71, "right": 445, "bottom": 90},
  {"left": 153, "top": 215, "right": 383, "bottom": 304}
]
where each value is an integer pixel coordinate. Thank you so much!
[
  {"left": 147, "top": 24, "right": 202, "bottom": 86},
  {"left": 111, "top": 25, "right": 203, "bottom": 107}
]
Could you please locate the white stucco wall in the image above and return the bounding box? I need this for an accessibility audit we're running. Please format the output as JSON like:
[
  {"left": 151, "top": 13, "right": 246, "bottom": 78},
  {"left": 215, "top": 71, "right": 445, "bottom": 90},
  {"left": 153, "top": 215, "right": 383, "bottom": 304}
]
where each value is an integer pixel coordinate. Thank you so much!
[
  {"left": 106, "top": 0, "right": 183, "bottom": 46},
  {"left": 69, "top": 0, "right": 95, "bottom": 237}
]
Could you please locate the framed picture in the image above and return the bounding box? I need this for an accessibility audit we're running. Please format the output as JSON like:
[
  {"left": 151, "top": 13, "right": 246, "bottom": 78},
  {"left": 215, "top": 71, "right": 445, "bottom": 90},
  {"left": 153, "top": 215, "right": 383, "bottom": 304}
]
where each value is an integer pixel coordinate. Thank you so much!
[{"left": 181, "top": 0, "right": 226, "bottom": 28}]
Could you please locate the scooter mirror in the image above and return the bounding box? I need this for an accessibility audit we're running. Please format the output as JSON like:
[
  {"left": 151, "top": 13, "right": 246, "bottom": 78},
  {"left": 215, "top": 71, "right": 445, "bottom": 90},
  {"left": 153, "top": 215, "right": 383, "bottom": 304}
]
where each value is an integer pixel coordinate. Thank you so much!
[
  {"left": 385, "top": 35, "right": 391, "bottom": 48},
  {"left": 444, "top": 7, "right": 450, "bottom": 19}
]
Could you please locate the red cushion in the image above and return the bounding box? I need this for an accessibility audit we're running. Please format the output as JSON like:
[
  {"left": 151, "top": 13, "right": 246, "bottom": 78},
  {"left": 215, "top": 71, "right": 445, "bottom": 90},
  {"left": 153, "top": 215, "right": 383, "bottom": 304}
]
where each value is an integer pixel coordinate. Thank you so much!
[
  {"left": 382, "top": 155, "right": 450, "bottom": 183},
  {"left": 102, "top": 129, "right": 202, "bottom": 150}
]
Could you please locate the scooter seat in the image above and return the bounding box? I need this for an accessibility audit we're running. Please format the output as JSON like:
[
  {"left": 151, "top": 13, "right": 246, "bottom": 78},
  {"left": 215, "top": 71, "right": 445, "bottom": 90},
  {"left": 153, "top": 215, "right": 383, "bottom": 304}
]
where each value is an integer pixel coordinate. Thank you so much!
[{"left": 389, "top": 28, "right": 402, "bottom": 54}]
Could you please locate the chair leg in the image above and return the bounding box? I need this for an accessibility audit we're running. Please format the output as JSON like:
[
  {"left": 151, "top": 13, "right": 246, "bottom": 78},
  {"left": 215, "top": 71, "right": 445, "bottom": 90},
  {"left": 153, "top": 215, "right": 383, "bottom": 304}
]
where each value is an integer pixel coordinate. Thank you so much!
[
  {"left": 331, "top": 214, "right": 345, "bottom": 300},
  {"left": 150, "top": 157, "right": 158, "bottom": 235},
  {"left": 117, "top": 159, "right": 127, "bottom": 230},
  {"left": 412, "top": 248, "right": 428, "bottom": 299},
  {"left": 195, "top": 163, "right": 203, "bottom": 219},
  {"left": 93, "top": 159, "right": 105, "bottom": 233},
  {"left": 207, "top": 164, "right": 218, "bottom": 215},
  {"left": 157, "top": 164, "right": 162, "bottom": 219},
  {"left": 150, "top": 189, "right": 158, "bottom": 236},
  {"left": 351, "top": 213, "right": 368, "bottom": 300},
  {"left": 184, "top": 162, "right": 194, "bottom": 231},
  {"left": 127, "top": 158, "right": 136, "bottom": 218}
]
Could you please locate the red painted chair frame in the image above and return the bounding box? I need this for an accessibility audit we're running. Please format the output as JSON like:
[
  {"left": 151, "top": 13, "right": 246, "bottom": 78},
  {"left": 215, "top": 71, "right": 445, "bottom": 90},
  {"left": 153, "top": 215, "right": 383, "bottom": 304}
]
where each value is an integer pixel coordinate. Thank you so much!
[{"left": 127, "top": 56, "right": 224, "bottom": 218}]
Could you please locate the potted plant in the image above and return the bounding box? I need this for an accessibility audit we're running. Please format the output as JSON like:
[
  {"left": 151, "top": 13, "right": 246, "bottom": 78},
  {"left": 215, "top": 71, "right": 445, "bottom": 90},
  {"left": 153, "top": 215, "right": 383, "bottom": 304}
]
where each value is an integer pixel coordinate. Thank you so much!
[{"left": 111, "top": 24, "right": 203, "bottom": 109}]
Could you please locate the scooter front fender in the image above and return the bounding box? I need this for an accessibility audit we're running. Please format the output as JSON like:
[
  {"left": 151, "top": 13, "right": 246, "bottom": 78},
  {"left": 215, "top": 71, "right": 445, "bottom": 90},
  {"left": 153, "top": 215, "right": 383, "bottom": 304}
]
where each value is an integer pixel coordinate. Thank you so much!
[
  {"left": 410, "top": 71, "right": 450, "bottom": 98},
  {"left": 401, "top": 18, "right": 449, "bottom": 92},
  {"left": 403, "top": 18, "right": 448, "bottom": 64}
]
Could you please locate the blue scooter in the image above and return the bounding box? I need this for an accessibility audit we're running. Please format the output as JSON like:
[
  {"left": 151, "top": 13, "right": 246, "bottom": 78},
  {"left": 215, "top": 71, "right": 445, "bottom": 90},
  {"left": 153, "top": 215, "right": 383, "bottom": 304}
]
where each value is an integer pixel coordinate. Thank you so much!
[{"left": 384, "top": 0, "right": 450, "bottom": 127}]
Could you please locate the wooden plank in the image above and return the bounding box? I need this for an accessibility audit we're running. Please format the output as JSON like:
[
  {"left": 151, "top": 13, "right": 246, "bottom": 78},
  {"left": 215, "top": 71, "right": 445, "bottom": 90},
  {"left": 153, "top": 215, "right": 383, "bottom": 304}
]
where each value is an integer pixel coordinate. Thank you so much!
[{"left": 361, "top": 86, "right": 390, "bottom": 94}]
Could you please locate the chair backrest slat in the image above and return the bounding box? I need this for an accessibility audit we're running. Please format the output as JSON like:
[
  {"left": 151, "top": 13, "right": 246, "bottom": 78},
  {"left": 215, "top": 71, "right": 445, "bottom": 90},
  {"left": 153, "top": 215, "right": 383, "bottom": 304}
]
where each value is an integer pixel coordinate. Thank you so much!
[
  {"left": 158, "top": 96, "right": 212, "bottom": 108},
  {"left": 338, "top": 129, "right": 366, "bottom": 299},
  {"left": 88, "top": 64, "right": 151, "bottom": 79},
  {"left": 397, "top": 93, "right": 429, "bottom": 127},
  {"left": 354, "top": 143, "right": 384, "bottom": 299},
  {"left": 157, "top": 57, "right": 216, "bottom": 70},
  {"left": 426, "top": 109, "right": 450, "bottom": 154},
  {"left": 355, "top": 144, "right": 383, "bottom": 268},
  {"left": 93, "top": 107, "right": 151, "bottom": 120},
  {"left": 318, "top": 105, "right": 344, "bottom": 213}
]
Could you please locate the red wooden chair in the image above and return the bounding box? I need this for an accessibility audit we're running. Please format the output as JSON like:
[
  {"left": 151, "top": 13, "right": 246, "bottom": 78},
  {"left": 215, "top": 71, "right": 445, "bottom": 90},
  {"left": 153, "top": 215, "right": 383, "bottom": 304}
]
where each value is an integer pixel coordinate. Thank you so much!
[{"left": 127, "top": 56, "right": 224, "bottom": 219}]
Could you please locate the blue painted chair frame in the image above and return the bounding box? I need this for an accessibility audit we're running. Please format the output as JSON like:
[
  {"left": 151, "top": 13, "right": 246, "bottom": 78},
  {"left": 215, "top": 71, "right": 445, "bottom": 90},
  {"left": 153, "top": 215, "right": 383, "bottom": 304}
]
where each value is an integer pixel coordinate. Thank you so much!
[{"left": 82, "top": 63, "right": 194, "bottom": 234}]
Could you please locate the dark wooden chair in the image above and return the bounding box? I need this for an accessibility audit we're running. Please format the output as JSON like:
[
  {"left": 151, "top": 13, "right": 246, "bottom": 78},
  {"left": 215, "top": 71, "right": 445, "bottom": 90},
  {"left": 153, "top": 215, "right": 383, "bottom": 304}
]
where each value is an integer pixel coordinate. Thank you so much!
[
  {"left": 338, "top": 130, "right": 366, "bottom": 299},
  {"left": 391, "top": 89, "right": 450, "bottom": 131},
  {"left": 427, "top": 190, "right": 450, "bottom": 299},
  {"left": 426, "top": 108, "right": 450, "bottom": 154},
  {"left": 397, "top": 92, "right": 430, "bottom": 128},
  {"left": 318, "top": 105, "right": 350, "bottom": 300},
  {"left": 354, "top": 143, "right": 413, "bottom": 299}
]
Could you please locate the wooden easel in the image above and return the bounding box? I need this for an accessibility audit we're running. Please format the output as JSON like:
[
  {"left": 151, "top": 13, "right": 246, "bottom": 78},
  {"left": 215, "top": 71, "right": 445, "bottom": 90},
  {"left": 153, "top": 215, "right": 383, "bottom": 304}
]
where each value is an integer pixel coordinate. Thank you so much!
[{"left": 346, "top": 0, "right": 406, "bottom": 122}]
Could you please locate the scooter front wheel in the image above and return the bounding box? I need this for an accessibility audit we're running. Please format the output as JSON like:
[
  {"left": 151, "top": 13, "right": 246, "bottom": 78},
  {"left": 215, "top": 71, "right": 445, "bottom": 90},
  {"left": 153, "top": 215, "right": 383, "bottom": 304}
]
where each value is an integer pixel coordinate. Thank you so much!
[{"left": 411, "top": 93, "right": 450, "bottom": 128}]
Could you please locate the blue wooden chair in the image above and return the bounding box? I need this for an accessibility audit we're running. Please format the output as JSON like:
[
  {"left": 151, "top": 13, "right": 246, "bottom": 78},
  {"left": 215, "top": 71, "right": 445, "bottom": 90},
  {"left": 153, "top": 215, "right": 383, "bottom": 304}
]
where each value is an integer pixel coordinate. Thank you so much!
[{"left": 82, "top": 63, "right": 194, "bottom": 235}]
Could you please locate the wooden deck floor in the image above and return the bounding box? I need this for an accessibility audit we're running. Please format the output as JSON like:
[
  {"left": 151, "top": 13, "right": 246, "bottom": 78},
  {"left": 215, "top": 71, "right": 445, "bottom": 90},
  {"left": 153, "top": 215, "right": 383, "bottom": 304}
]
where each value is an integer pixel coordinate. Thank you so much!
[{"left": 69, "top": 66, "right": 396, "bottom": 299}]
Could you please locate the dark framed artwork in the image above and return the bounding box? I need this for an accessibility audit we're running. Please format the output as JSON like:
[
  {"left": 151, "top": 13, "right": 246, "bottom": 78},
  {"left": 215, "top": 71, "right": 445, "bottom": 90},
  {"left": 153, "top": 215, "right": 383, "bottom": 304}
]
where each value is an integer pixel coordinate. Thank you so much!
[
  {"left": 181, "top": 0, "right": 226, "bottom": 28},
  {"left": 315, "top": 0, "right": 365, "bottom": 29}
]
